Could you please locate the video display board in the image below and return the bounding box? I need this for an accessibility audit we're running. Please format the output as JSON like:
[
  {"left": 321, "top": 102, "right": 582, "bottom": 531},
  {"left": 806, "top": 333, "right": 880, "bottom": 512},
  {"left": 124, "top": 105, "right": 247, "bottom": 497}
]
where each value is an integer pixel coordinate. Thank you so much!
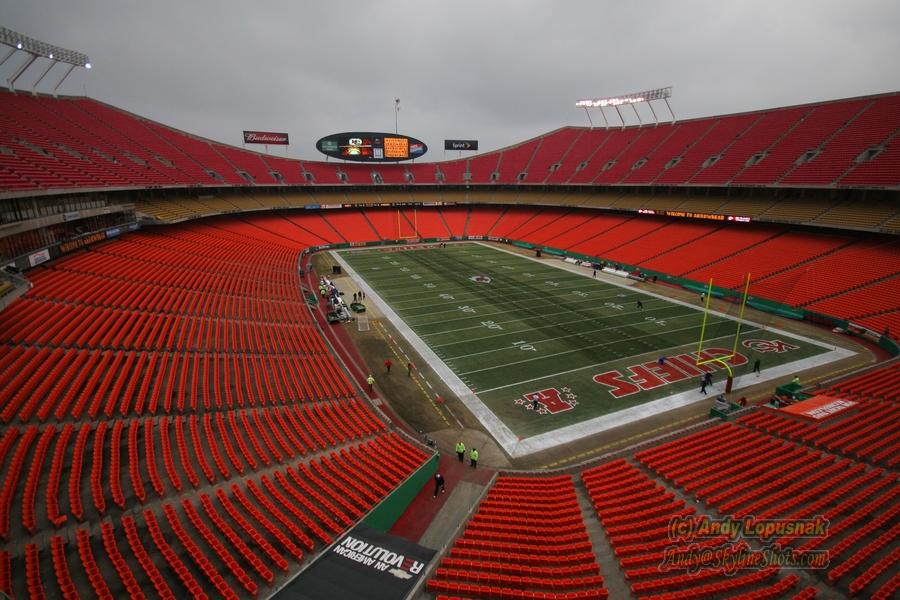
[{"left": 316, "top": 132, "right": 427, "bottom": 162}]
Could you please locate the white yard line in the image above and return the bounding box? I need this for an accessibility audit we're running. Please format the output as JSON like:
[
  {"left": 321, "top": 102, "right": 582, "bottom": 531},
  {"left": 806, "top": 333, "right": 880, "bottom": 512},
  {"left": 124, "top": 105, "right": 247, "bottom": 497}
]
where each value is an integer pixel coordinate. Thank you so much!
[
  {"left": 452, "top": 319, "right": 734, "bottom": 367},
  {"left": 429, "top": 305, "right": 692, "bottom": 347},
  {"left": 472, "top": 328, "right": 759, "bottom": 393},
  {"left": 333, "top": 244, "right": 857, "bottom": 458},
  {"left": 390, "top": 281, "right": 605, "bottom": 308}
]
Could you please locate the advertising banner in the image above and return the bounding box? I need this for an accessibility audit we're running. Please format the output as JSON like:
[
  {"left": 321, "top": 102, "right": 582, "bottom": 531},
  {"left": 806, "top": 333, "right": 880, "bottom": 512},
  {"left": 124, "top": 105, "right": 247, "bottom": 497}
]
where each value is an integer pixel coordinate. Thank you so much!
[
  {"left": 275, "top": 523, "right": 435, "bottom": 600},
  {"left": 243, "top": 130, "right": 290, "bottom": 145},
  {"left": 444, "top": 139, "right": 478, "bottom": 151},
  {"left": 779, "top": 395, "right": 858, "bottom": 421},
  {"left": 58, "top": 231, "right": 107, "bottom": 255},
  {"left": 28, "top": 249, "right": 51, "bottom": 267}
]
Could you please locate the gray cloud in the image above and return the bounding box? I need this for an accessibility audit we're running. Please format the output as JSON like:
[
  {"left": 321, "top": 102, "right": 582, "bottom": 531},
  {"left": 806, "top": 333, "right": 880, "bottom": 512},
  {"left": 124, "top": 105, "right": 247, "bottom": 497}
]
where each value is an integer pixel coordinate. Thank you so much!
[{"left": 2, "top": 0, "right": 898, "bottom": 161}]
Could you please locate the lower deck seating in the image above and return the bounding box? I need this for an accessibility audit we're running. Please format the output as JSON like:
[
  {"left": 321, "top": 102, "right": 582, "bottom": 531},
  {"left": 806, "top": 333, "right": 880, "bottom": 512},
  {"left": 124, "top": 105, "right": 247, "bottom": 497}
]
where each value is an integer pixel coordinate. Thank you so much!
[
  {"left": 829, "top": 361, "right": 900, "bottom": 401},
  {"left": 735, "top": 361, "right": 900, "bottom": 466},
  {"left": 0, "top": 215, "right": 431, "bottom": 598},
  {"left": 427, "top": 475, "right": 608, "bottom": 600},
  {"left": 128, "top": 198, "right": 899, "bottom": 334},
  {"left": 2, "top": 205, "right": 898, "bottom": 599},
  {"left": 582, "top": 459, "right": 791, "bottom": 600},
  {"left": 635, "top": 422, "right": 900, "bottom": 599}
]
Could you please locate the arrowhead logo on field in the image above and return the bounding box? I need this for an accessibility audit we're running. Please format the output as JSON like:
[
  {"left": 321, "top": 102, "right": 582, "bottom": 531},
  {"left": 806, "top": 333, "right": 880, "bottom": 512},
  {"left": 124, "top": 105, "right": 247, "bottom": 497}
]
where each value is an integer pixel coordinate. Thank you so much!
[
  {"left": 469, "top": 275, "right": 492, "bottom": 284},
  {"left": 515, "top": 387, "right": 578, "bottom": 415},
  {"left": 741, "top": 339, "right": 800, "bottom": 353}
]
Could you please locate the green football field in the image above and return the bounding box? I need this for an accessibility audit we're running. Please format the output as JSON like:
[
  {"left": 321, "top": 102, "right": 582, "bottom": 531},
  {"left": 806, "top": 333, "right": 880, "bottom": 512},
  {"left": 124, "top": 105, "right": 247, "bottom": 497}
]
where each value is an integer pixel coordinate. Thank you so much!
[{"left": 335, "top": 242, "right": 851, "bottom": 456}]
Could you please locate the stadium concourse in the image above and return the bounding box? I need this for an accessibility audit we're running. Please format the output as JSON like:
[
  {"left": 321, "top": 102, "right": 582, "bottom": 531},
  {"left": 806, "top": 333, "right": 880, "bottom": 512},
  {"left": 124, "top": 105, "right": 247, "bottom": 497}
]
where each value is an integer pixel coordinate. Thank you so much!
[{"left": 0, "top": 89, "right": 898, "bottom": 600}]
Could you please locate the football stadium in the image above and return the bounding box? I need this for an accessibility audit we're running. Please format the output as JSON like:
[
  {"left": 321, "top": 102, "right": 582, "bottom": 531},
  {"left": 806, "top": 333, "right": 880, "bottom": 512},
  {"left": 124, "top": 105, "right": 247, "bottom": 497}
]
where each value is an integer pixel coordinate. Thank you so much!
[{"left": 0, "top": 4, "right": 899, "bottom": 600}]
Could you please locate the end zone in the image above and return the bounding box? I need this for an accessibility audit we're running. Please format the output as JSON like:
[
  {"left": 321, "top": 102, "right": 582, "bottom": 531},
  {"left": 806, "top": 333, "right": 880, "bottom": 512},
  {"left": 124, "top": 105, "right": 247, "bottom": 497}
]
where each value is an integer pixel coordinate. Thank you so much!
[{"left": 331, "top": 245, "right": 857, "bottom": 458}]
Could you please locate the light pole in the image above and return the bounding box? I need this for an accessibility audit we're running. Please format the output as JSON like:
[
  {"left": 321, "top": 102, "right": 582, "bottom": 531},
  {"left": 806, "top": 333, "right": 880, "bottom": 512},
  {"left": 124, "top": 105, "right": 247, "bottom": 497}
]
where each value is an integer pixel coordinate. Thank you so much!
[
  {"left": 394, "top": 98, "right": 400, "bottom": 134},
  {"left": 575, "top": 87, "right": 674, "bottom": 128},
  {"left": 0, "top": 27, "right": 91, "bottom": 94}
]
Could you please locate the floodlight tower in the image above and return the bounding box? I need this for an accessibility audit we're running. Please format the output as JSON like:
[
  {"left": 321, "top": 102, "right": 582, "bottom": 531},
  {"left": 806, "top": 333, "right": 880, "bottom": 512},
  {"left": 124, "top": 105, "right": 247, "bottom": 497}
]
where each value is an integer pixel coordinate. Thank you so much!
[
  {"left": 0, "top": 26, "right": 92, "bottom": 95},
  {"left": 575, "top": 87, "right": 675, "bottom": 129}
]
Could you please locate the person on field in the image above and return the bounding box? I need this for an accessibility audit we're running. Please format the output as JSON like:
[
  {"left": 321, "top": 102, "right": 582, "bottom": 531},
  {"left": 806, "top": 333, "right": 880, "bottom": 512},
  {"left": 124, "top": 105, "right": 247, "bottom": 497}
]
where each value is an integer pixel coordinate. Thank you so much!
[
  {"left": 384, "top": 358, "right": 393, "bottom": 374},
  {"left": 455, "top": 441, "right": 466, "bottom": 462},
  {"left": 433, "top": 473, "right": 445, "bottom": 498},
  {"left": 700, "top": 372, "right": 713, "bottom": 395},
  {"left": 366, "top": 374, "right": 375, "bottom": 393},
  {"left": 752, "top": 359, "right": 761, "bottom": 376},
  {"left": 714, "top": 394, "right": 728, "bottom": 411},
  {"left": 470, "top": 448, "right": 479, "bottom": 468}
]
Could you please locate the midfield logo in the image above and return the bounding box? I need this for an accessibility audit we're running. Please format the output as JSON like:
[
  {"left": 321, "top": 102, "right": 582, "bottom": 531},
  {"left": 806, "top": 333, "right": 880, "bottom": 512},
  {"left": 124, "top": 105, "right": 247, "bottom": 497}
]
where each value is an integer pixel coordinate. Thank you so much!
[
  {"left": 515, "top": 387, "right": 578, "bottom": 415},
  {"left": 469, "top": 275, "right": 492, "bottom": 284}
]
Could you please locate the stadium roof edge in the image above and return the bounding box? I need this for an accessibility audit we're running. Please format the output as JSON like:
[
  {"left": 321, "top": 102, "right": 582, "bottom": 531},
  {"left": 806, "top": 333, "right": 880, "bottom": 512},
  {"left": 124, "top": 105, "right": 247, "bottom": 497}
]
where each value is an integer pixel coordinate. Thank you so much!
[{"left": 2, "top": 87, "right": 898, "bottom": 165}]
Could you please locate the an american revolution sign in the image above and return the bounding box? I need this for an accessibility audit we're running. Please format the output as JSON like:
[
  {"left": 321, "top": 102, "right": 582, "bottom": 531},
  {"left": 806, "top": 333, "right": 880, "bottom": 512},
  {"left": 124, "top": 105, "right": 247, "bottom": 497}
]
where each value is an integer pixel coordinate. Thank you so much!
[
  {"left": 273, "top": 523, "right": 436, "bottom": 600},
  {"left": 243, "top": 130, "right": 290, "bottom": 145}
]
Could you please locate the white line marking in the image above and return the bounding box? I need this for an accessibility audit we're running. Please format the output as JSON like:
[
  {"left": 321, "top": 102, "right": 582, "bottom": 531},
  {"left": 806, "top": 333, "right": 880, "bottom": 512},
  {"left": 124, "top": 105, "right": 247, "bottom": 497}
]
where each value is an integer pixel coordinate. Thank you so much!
[
  {"left": 453, "top": 315, "right": 732, "bottom": 366},
  {"left": 473, "top": 328, "right": 760, "bottom": 393},
  {"left": 333, "top": 244, "right": 858, "bottom": 458}
]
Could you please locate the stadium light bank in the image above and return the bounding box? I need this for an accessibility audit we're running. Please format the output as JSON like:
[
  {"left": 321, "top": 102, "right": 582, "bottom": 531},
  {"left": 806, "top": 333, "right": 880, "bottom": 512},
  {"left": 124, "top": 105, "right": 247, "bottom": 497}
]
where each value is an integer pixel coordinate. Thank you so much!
[
  {"left": 0, "top": 26, "right": 92, "bottom": 95},
  {"left": 575, "top": 87, "right": 674, "bottom": 129}
]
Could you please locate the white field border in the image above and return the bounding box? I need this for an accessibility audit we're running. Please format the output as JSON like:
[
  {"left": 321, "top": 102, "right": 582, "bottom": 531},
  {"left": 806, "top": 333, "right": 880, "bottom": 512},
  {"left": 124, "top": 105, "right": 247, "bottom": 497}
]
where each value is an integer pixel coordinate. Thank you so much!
[{"left": 332, "top": 243, "right": 855, "bottom": 458}]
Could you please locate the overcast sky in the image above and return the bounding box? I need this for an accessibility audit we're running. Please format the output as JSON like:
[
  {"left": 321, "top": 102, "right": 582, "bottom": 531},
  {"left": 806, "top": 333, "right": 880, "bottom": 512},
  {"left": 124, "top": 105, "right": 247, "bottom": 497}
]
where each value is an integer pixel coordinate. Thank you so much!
[{"left": 2, "top": 1, "right": 899, "bottom": 161}]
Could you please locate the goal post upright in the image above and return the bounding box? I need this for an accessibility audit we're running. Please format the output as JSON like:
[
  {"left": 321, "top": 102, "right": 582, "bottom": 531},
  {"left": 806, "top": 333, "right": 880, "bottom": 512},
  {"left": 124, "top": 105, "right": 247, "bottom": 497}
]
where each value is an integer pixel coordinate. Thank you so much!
[
  {"left": 694, "top": 273, "right": 753, "bottom": 392},
  {"left": 695, "top": 278, "right": 717, "bottom": 365},
  {"left": 396, "top": 206, "right": 420, "bottom": 241},
  {"left": 728, "top": 273, "right": 753, "bottom": 359}
]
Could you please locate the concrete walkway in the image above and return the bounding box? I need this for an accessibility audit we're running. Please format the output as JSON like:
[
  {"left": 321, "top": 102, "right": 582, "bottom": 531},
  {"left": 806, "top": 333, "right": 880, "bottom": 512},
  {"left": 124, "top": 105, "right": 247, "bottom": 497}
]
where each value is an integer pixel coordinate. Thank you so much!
[
  {"left": 418, "top": 480, "right": 486, "bottom": 550},
  {"left": 574, "top": 480, "right": 633, "bottom": 600}
]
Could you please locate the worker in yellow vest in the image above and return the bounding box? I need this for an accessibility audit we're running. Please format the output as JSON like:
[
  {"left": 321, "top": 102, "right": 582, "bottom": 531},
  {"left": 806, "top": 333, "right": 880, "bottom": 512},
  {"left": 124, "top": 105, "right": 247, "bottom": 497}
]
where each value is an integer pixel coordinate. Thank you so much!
[
  {"left": 455, "top": 441, "right": 465, "bottom": 463},
  {"left": 469, "top": 448, "right": 479, "bottom": 468},
  {"left": 366, "top": 374, "right": 375, "bottom": 393}
]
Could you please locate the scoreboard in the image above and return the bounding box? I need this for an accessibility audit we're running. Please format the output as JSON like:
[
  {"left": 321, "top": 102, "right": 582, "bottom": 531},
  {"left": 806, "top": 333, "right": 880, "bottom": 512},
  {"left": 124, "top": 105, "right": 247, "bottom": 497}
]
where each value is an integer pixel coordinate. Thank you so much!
[{"left": 316, "top": 132, "right": 427, "bottom": 162}]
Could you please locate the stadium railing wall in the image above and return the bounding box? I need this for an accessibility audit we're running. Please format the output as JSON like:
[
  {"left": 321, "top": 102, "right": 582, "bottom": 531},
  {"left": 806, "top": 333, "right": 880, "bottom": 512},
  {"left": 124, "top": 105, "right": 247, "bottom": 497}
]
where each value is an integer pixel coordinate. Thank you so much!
[{"left": 363, "top": 452, "right": 439, "bottom": 532}]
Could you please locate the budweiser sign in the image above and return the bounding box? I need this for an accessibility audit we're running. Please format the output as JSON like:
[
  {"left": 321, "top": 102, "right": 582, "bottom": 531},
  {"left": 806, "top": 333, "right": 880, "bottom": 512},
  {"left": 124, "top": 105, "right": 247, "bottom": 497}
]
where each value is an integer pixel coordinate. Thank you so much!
[{"left": 243, "top": 130, "right": 290, "bottom": 145}]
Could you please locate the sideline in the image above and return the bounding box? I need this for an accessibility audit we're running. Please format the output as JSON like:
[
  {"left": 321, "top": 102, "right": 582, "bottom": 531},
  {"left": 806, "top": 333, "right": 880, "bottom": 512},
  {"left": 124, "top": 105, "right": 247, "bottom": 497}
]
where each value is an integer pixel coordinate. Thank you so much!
[{"left": 331, "top": 244, "right": 856, "bottom": 458}]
